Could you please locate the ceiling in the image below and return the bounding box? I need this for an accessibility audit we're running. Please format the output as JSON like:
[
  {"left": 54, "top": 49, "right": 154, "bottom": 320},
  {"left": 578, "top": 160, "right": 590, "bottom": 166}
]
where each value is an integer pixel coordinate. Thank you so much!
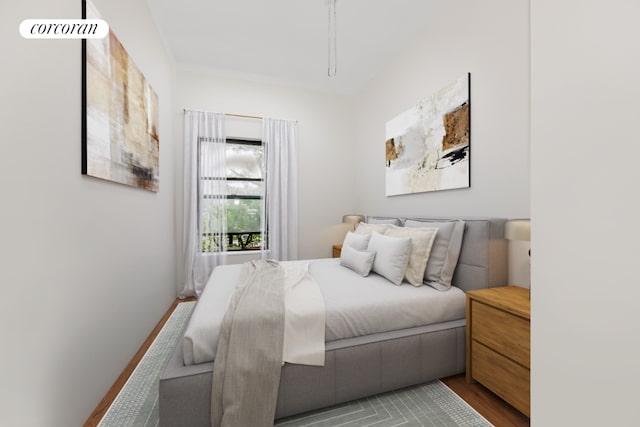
[{"left": 147, "top": 0, "right": 442, "bottom": 94}]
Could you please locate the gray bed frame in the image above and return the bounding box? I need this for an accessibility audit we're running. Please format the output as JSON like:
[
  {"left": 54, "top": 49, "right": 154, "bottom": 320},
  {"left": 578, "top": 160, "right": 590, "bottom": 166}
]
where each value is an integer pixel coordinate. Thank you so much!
[{"left": 159, "top": 217, "right": 508, "bottom": 426}]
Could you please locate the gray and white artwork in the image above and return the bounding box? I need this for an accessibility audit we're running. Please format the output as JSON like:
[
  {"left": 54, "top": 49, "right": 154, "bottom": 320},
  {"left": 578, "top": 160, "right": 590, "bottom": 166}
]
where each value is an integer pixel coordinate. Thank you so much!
[{"left": 385, "top": 74, "right": 470, "bottom": 196}]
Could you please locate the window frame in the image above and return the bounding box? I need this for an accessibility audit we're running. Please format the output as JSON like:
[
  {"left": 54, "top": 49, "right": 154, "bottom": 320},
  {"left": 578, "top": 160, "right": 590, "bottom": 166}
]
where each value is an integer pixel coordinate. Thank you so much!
[{"left": 198, "top": 137, "right": 267, "bottom": 253}]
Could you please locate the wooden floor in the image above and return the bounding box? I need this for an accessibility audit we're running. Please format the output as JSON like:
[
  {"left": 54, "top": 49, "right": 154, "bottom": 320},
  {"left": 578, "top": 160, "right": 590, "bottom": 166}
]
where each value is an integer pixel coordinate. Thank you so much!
[
  {"left": 86, "top": 298, "right": 530, "bottom": 427},
  {"left": 442, "top": 374, "right": 530, "bottom": 427}
]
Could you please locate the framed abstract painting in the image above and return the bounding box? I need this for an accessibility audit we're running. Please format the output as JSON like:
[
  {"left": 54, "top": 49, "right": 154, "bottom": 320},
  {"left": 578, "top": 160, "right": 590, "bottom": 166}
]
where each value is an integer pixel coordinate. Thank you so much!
[
  {"left": 385, "top": 73, "right": 470, "bottom": 196},
  {"left": 81, "top": 0, "right": 159, "bottom": 192}
]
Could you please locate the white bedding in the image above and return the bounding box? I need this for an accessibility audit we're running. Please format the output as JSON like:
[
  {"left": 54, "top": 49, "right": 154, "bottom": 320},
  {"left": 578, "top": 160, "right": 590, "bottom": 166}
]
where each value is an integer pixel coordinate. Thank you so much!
[
  {"left": 182, "top": 258, "right": 466, "bottom": 366},
  {"left": 282, "top": 260, "right": 326, "bottom": 366}
]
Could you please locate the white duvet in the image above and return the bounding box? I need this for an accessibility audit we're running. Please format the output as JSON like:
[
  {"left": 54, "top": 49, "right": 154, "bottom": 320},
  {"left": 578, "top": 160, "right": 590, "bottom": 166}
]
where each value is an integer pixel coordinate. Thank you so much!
[{"left": 182, "top": 258, "right": 466, "bottom": 366}]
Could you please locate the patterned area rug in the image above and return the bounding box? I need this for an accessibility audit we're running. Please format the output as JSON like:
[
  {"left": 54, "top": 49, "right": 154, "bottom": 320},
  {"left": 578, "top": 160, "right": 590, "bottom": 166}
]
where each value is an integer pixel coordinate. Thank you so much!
[
  {"left": 98, "top": 301, "right": 196, "bottom": 427},
  {"left": 275, "top": 381, "right": 492, "bottom": 427},
  {"left": 99, "top": 301, "right": 492, "bottom": 427}
]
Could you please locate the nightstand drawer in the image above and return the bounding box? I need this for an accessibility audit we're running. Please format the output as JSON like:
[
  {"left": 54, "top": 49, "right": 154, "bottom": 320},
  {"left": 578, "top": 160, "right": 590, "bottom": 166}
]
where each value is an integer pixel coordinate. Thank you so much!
[
  {"left": 472, "top": 301, "right": 530, "bottom": 368},
  {"left": 471, "top": 341, "right": 530, "bottom": 417}
]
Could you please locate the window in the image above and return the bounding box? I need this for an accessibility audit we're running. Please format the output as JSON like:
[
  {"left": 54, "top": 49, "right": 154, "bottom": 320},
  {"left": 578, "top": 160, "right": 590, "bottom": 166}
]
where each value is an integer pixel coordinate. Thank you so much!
[{"left": 200, "top": 138, "right": 266, "bottom": 252}]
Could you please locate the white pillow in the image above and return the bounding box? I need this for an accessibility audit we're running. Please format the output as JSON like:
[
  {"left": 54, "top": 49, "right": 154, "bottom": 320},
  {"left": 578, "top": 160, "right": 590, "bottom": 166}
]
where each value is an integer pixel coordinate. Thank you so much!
[
  {"left": 404, "top": 219, "right": 465, "bottom": 291},
  {"left": 342, "top": 231, "right": 371, "bottom": 251},
  {"left": 367, "top": 232, "right": 412, "bottom": 286},
  {"left": 339, "top": 244, "right": 376, "bottom": 276},
  {"left": 354, "top": 222, "right": 390, "bottom": 235},
  {"left": 385, "top": 224, "right": 438, "bottom": 287}
]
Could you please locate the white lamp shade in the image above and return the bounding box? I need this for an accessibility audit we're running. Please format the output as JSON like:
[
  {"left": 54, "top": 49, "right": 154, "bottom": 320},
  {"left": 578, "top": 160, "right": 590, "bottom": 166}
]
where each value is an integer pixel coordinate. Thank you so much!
[
  {"left": 505, "top": 219, "right": 531, "bottom": 241},
  {"left": 342, "top": 215, "right": 365, "bottom": 225}
]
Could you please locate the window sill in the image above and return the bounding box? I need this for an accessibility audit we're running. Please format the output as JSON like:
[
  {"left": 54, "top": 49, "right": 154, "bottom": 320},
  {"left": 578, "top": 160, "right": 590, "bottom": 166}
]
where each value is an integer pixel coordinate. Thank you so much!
[
  {"left": 226, "top": 250, "right": 268, "bottom": 256},
  {"left": 199, "top": 250, "right": 269, "bottom": 256}
]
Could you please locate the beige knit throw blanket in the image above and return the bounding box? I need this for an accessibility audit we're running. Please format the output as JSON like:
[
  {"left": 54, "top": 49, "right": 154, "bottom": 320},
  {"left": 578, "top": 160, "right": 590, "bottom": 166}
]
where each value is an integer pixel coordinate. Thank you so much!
[{"left": 210, "top": 259, "right": 285, "bottom": 427}]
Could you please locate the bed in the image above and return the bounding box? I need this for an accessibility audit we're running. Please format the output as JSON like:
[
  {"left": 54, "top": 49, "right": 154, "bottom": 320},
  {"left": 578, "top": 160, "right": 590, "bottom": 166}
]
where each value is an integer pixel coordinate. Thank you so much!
[{"left": 159, "top": 217, "right": 508, "bottom": 426}]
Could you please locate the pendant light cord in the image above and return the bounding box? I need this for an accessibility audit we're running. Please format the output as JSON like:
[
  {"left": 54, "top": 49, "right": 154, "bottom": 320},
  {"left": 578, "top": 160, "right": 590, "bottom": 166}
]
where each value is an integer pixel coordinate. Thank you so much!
[{"left": 328, "top": 0, "right": 337, "bottom": 76}]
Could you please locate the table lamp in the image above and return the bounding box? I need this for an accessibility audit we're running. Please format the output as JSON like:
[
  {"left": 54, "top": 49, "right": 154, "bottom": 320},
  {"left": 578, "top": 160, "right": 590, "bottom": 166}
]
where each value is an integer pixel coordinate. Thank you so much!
[
  {"left": 342, "top": 214, "right": 365, "bottom": 232},
  {"left": 505, "top": 218, "right": 531, "bottom": 297}
]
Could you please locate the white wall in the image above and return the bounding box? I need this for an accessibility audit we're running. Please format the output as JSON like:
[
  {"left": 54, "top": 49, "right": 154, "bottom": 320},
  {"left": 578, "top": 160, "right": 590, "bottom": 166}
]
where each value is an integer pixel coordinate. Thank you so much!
[
  {"left": 175, "top": 67, "right": 357, "bottom": 269},
  {"left": 353, "top": 0, "right": 530, "bottom": 219},
  {"left": 0, "top": 1, "right": 176, "bottom": 426},
  {"left": 531, "top": 1, "right": 640, "bottom": 425}
]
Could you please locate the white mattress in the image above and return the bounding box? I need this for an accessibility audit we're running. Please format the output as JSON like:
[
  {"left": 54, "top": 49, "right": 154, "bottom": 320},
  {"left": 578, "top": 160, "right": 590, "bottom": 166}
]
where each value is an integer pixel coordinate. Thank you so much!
[{"left": 182, "top": 258, "right": 466, "bottom": 365}]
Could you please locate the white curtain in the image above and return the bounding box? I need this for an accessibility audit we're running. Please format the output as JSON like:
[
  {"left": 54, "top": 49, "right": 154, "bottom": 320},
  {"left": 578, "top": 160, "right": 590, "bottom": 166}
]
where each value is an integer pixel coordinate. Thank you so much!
[
  {"left": 262, "top": 118, "right": 298, "bottom": 261},
  {"left": 181, "top": 111, "right": 227, "bottom": 297}
]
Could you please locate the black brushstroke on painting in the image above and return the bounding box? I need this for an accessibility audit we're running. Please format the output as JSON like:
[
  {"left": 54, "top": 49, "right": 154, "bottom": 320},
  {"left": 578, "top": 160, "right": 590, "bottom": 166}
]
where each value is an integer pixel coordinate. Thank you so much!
[
  {"left": 121, "top": 152, "right": 155, "bottom": 181},
  {"left": 436, "top": 146, "right": 469, "bottom": 169}
]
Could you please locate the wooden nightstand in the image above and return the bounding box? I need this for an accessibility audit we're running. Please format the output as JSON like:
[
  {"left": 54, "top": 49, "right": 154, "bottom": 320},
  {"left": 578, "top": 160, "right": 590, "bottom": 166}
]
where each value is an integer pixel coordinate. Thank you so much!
[
  {"left": 466, "top": 286, "right": 530, "bottom": 417},
  {"left": 332, "top": 244, "right": 342, "bottom": 258}
]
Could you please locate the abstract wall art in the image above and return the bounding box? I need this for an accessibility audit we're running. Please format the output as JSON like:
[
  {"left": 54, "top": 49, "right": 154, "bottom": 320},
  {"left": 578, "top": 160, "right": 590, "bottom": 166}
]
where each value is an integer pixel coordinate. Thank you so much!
[
  {"left": 385, "top": 73, "right": 470, "bottom": 196},
  {"left": 82, "top": 0, "right": 159, "bottom": 192}
]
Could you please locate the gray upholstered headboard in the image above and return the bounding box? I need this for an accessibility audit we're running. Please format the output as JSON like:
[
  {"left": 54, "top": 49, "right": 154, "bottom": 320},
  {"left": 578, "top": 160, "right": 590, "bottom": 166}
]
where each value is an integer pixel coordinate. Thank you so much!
[{"left": 367, "top": 216, "right": 508, "bottom": 293}]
